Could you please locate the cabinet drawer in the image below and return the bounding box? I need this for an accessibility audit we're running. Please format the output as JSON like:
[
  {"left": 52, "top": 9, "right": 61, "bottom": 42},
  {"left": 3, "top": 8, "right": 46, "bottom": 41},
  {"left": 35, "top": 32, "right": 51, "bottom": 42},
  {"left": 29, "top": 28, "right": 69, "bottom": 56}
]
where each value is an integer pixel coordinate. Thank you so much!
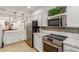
[
  {"left": 64, "top": 44, "right": 79, "bottom": 52},
  {"left": 34, "top": 35, "right": 43, "bottom": 52},
  {"left": 34, "top": 35, "right": 42, "bottom": 42},
  {"left": 36, "top": 41, "right": 43, "bottom": 52}
]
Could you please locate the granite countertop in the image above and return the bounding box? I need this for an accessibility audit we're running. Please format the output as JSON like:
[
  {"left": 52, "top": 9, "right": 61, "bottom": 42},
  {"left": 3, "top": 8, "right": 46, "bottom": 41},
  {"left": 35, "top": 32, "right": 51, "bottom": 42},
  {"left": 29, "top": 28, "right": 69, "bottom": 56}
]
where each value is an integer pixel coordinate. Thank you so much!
[
  {"left": 34, "top": 32, "right": 49, "bottom": 37},
  {"left": 35, "top": 30, "right": 79, "bottom": 48},
  {"left": 3, "top": 29, "right": 26, "bottom": 32},
  {"left": 41, "top": 30, "right": 79, "bottom": 39},
  {"left": 3, "top": 29, "right": 17, "bottom": 31},
  {"left": 42, "top": 30, "right": 79, "bottom": 48},
  {"left": 34, "top": 30, "right": 79, "bottom": 39},
  {"left": 63, "top": 38, "right": 79, "bottom": 49}
]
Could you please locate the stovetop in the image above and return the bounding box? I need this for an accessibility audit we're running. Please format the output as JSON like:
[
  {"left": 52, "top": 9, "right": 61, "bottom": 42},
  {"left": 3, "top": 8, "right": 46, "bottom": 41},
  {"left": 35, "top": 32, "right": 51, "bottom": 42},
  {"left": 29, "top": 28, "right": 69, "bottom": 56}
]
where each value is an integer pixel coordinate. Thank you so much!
[{"left": 44, "top": 34, "right": 67, "bottom": 41}]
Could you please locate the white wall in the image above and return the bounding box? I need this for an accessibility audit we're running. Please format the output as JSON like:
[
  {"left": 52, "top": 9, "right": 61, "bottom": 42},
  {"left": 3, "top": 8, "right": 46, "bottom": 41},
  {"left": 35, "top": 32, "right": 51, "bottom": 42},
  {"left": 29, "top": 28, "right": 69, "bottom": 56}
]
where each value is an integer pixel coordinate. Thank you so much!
[{"left": 67, "top": 6, "right": 79, "bottom": 27}]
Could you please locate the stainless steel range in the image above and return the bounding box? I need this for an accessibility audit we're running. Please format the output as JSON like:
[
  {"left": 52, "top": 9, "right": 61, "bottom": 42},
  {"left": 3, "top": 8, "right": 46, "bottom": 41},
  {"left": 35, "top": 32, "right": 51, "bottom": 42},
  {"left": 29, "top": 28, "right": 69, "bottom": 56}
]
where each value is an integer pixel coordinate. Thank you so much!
[{"left": 43, "top": 34, "right": 67, "bottom": 52}]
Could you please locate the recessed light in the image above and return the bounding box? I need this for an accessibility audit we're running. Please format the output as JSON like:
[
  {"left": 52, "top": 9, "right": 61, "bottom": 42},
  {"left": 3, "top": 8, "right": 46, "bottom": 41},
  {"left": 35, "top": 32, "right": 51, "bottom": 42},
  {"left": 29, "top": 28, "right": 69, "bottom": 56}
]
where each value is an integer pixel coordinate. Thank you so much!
[{"left": 27, "top": 6, "right": 31, "bottom": 8}]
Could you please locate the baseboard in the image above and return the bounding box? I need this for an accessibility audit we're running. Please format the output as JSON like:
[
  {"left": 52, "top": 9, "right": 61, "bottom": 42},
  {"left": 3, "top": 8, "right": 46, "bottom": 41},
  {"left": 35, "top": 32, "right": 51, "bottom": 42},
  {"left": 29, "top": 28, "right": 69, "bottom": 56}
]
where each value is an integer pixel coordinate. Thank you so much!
[
  {"left": 4, "top": 40, "right": 25, "bottom": 47},
  {"left": 34, "top": 48, "right": 40, "bottom": 52}
]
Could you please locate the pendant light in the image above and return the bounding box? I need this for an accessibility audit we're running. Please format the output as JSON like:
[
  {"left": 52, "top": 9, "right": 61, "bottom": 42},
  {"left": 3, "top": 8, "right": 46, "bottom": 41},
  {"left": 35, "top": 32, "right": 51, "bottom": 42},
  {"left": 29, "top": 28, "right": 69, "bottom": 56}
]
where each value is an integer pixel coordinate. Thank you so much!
[
  {"left": 21, "top": 13, "right": 24, "bottom": 23},
  {"left": 13, "top": 12, "right": 17, "bottom": 22}
]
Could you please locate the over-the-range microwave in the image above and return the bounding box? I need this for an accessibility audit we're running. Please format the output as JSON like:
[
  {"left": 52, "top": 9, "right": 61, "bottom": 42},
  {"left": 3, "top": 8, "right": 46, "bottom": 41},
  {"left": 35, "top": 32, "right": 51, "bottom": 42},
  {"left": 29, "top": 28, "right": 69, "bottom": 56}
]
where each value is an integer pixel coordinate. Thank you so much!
[{"left": 48, "top": 15, "right": 66, "bottom": 27}]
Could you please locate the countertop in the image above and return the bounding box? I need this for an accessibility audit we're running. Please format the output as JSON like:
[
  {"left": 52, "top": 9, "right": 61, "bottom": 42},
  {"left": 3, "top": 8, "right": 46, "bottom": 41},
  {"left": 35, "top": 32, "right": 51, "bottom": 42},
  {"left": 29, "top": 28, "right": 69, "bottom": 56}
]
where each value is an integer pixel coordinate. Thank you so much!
[
  {"left": 63, "top": 38, "right": 79, "bottom": 49},
  {"left": 34, "top": 32, "right": 48, "bottom": 37},
  {"left": 34, "top": 30, "right": 79, "bottom": 48},
  {"left": 41, "top": 30, "right": 79, "bottom": 39},
  {"left": 3, "top": 29, "right": 26, "bottom": 32}
]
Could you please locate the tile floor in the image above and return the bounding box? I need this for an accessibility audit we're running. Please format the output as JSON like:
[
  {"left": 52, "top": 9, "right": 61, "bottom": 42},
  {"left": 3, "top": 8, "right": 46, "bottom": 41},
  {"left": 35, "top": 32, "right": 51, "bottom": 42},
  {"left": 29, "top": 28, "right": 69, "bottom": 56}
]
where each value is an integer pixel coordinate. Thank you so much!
[{"left": 0, "top": 41, "right": 37, "bottom": 52}]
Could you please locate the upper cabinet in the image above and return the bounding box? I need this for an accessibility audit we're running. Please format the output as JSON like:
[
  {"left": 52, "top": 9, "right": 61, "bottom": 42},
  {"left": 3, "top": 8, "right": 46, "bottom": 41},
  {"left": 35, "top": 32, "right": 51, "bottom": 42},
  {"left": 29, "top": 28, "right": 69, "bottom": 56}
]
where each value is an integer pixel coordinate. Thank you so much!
[
  {"left": 41, "top": 11, "right": 48, "bottom": 26},
  {"left": 32, "top": 11, "right": 48, "bottom": 26},
  {"left": 37, "top": 13, "right": 42, "bottom": 26},
  {"left": 32, "top": 6, "right": 79, "bottom": 27},
  {"left": 32, "top": 15, "right": 38, "bottom": 21},
  {"left": 67, "top": 6, "right": 79, "bottom": 27},
  {"left": 37, "top": 11, "right": 48, "bottom": 26}
]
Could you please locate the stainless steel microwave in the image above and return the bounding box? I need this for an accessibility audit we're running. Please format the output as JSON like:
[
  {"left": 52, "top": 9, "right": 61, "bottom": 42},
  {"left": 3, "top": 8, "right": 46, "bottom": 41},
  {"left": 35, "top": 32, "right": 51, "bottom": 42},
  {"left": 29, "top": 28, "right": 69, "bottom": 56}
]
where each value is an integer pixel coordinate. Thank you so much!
[{"left": 48, "top": 15, "right": 66, "bottom": 27}]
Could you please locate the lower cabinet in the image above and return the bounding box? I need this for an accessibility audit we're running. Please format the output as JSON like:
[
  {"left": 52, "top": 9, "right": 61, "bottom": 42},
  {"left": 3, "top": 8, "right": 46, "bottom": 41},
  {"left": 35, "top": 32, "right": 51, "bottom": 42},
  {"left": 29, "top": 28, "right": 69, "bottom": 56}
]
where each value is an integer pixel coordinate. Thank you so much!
[
  {"left": 4, "top": 32, "right": 20, "bottom": 45},
  {"left": 4, "top": 30, "right": 26, "bottom": 45},
  {"left": 34, "top": 35, "right": 43, "bottom": 52},
  {"left": 19, "top": 30, "right": 26, "bottom": 41}
]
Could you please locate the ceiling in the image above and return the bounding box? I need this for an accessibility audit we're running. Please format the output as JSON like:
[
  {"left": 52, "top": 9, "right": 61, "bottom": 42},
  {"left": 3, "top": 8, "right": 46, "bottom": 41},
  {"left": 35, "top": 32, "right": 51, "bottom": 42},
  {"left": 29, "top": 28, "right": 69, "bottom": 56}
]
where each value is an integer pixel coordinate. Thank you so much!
[
  {"left": 0, "top": 6, "right": 55, "bottom": 17},
  {"left": 0, "top": 6, "right": 41, "bottom": 17}
]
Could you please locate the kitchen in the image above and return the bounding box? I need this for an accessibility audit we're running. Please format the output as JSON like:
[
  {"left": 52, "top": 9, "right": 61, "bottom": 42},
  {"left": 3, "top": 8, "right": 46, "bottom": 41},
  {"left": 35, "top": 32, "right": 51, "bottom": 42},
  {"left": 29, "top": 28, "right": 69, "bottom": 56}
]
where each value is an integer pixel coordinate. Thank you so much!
[{"left": 0, "top": 6, "right": 79, "bottom": 52}]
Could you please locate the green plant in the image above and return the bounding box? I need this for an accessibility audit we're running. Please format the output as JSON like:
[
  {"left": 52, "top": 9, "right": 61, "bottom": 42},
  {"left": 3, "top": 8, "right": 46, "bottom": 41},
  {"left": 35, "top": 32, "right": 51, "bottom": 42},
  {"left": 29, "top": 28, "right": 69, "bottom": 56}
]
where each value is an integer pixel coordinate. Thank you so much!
[{"left": 48, "top": 6, "right": 66, "bottom": 16}]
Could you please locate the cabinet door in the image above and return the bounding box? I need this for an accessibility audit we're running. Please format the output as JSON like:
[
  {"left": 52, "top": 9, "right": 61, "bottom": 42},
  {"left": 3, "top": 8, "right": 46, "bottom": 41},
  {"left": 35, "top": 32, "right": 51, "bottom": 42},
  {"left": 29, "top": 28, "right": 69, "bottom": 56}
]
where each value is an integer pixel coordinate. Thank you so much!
[
  {"left": 13, "top": 32, "right": 20, "bottom": 43},
  {"left": 37, "top": 14, "right": 42, "bottom": 26},
  {"left": 41, "top": 11, "right": 48, "bottom": 26},
  {"left": 34, "top": 35, "right": 43, "bottom": 52},
  {"left": 34, "top": 35, "right": 37, "bottom": 49},
  {"left": 32, "top": 16, "right": 38, "bottom": 21},
  {"left": 19, "top": 31, "right": 26, "bottom": 41},
  {"left": 4, "top": 32, "right": 15, "bottom": 45},
  {"left": 67, "top": 6, "right": 79, "bottom": 27},
  {"left": 4, "top": 32, "right": 20, "bottom": 45}
]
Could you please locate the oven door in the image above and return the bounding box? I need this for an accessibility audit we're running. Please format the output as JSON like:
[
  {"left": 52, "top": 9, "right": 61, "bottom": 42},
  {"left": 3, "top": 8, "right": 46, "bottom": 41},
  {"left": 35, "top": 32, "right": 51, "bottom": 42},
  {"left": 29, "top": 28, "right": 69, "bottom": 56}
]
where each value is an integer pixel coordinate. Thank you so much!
[{"left": 43, "top": 40, "right": 62, "bottom": 52}]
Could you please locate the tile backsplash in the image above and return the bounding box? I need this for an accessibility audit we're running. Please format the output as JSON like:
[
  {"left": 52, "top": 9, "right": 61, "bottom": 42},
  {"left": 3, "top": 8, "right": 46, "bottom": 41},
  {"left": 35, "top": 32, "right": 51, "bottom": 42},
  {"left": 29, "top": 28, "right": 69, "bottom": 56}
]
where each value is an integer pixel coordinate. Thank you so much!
[{"left": 41, "top": 27, "right": 79, "bottom": 34}]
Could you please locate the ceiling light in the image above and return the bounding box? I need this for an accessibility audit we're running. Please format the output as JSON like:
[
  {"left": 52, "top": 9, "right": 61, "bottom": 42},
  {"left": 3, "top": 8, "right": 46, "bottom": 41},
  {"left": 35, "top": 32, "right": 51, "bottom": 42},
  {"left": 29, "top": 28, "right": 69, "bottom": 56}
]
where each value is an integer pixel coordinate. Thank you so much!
[{"left": 27, "top": 6, "right": 31, "bottom": 8}]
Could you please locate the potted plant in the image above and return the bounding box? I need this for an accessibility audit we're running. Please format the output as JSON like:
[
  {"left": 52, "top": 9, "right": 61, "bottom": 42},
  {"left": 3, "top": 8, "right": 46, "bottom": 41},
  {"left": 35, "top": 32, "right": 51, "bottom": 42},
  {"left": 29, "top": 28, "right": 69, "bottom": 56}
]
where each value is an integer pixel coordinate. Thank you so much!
[{"left": 48, "top": 6, "right": 66, "bottom": 16}]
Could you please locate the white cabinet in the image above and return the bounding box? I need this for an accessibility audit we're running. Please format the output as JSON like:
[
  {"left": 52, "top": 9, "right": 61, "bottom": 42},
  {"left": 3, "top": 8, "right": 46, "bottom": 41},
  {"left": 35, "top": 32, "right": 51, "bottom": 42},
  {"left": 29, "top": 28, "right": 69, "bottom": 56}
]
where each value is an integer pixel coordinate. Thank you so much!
[
  {"left": 19, "top": 30, "right": 26, "bottom": 41},
  {"left": 32, "top": 11, "right": 48, "bottom": 26},
  {"left": 12, "top": 31, "right": 20, "bottom": 43},
  {"left": 67, "top": 6, "right": 79, "bottom": 27},
  {"left": 4, "top": 31, "right": 20, "bottom": 45},
  {"left": 34, "top": 34, "right": 43, "bottom": 52},
  {"left": 41, "top": 11, "right": 48, "bottom": 26},
  {"left": 4, "top": 30, "right": 26, "bottom": 45},
  {"left": 38, "top": 14, "right": 42, "bottom": 26},
  {"left": 32, "top": 16, "right": 38, "bottom": 21},
  {"left": 4, "top": 32, "right": 14, "bottom": 45}
]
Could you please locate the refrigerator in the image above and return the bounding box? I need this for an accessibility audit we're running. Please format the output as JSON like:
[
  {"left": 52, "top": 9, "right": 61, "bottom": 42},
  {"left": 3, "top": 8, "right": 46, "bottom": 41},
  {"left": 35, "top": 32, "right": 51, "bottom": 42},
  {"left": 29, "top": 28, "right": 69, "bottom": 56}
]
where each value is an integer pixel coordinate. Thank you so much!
[
  {"left": 0, "top": 25, "right": 3, "bottom": 48},
  {"left": 26, "top": 21, "right": 40, "bottom": 48}
]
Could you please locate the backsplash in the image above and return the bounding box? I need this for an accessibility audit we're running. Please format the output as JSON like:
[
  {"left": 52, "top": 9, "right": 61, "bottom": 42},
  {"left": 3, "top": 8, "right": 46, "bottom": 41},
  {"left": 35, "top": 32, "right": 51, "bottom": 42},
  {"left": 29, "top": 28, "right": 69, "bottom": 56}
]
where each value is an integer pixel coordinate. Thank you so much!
[{"left": 41, "top": 27, "right": 79, "bottom": 34}]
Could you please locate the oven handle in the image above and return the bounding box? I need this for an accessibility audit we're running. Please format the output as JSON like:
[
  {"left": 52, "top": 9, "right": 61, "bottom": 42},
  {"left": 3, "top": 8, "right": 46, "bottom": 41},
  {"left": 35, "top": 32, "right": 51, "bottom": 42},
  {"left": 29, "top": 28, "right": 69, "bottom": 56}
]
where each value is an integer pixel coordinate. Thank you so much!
[
  {"left": 43, "top": 40, "right": 62, "bottom": 49},
  {"left": 43, "top": 40, "right": 62, "bottom": 52}
]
